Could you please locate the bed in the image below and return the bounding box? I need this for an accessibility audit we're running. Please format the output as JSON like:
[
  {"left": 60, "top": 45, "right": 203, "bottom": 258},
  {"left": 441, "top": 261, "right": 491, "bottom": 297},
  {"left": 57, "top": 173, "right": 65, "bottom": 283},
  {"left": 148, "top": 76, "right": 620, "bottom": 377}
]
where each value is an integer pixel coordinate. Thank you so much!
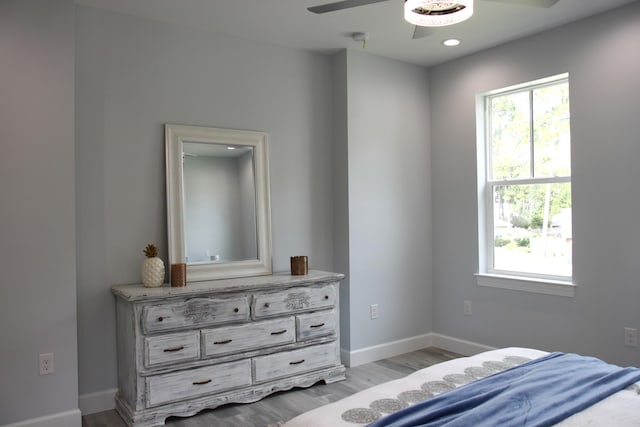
[{"left": 282, "top": 348, "right": 640, "bottom": 427}]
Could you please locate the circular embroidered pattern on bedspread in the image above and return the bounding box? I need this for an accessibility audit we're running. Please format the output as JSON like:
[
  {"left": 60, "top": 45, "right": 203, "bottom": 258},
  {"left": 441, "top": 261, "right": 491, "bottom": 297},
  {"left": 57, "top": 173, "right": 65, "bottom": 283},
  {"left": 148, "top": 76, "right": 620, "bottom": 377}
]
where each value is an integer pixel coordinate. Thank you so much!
[
  {"left": 442, "top": 373, "right": 475, "bottom": 385},
  {"left": 341, "top": 408, "right": 381, "bottom": 424},
  {"left": 397, "top": 389, "right": 433, "bottom": 403},
  {"left": 464, "top": 365, "right": 496, "bottom": 379},
  {"left": 370, "top": 398, "right": 408, "bottom": 413},
  {"left": 339, "top": 354, "right": 533, "bottom": 424}
]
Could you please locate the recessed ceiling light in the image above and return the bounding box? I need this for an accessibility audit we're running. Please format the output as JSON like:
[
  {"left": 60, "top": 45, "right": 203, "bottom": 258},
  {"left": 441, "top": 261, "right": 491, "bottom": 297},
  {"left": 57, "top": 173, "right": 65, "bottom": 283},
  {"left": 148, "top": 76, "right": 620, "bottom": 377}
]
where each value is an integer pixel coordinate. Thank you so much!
[
  {"left": 227, "top": 146, "right": 236, "bottom": 150},
  {"left": 442, "top": 38, "right": 461, "bottom": 47}
]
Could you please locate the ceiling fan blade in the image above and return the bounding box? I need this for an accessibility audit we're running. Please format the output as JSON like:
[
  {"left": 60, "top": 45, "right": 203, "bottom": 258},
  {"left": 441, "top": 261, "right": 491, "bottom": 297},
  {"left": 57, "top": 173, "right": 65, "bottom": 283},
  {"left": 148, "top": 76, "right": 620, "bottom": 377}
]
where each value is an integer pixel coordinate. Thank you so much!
[
  {"left": 481, "top": 0, "right": 560, "bottom": 7},
  {"left": 412, "top": 26, "right": 434, "bottom": 39},
  {"left": 308, "top": 0, "right": 390, "bottom": 14}
]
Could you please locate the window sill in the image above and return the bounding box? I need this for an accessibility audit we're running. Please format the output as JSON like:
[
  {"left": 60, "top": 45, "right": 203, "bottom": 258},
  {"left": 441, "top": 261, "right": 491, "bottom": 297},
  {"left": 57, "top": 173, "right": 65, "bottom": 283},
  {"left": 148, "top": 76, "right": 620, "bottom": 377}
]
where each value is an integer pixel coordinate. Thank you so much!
[{"left": 475, "top": 273, "right": 575, "bottom": 297}]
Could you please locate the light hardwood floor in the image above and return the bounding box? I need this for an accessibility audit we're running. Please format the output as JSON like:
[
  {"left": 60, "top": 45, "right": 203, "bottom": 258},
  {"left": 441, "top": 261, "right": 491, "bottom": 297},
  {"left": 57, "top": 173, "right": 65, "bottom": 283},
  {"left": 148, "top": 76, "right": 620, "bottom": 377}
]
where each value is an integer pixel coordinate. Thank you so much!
[{"left": 82, "top": 347, "right": 461, "bottom": 427}]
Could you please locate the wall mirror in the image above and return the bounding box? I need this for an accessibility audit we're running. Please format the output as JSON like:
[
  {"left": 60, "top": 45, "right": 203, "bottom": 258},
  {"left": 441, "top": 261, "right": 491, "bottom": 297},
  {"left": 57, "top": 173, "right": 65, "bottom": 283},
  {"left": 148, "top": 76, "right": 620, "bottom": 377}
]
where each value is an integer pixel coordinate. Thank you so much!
[{"left": 166, "top": 124, "right": 272, "bottom": 281}]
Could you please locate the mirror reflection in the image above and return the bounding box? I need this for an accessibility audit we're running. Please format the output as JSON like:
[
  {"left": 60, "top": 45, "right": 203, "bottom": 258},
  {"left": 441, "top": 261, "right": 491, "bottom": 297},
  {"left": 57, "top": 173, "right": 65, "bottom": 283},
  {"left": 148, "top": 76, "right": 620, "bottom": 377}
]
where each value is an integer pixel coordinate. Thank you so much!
[{"left": 182, "top": 142, "right": 258, "bottom": 264}]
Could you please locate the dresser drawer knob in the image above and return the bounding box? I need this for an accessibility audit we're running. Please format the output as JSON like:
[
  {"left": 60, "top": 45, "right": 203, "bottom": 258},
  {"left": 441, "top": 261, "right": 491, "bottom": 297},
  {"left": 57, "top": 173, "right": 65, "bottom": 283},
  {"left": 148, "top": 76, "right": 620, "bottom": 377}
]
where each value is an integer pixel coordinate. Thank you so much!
[
  {"left": 193, "top": 379, "right": 212, "bottom": 386},
  {"left": 289, "top": 359, "right": 305, "bottom": 365},
  {"left": 264, "top": 303, "right": 270, "bottom": 308},
  {"left": 324, "top": 295, "right": 329, "bottom": 300},
  {"left": 157, "top": 316, "right": 164, "bottom": 322},
  {"left": 310, "top": 323, "right": 325, "bottom": 329},
  {"left": 234, "top": 307, "right": 239, "bottom": 313},
  {"left": 213, "top": 339, "right": 233, "bottom": 345},
  {"left": 270, "top": 329, "right": 287, "bottom": 335},
  {"left": 163, "top": 346, "right": 184, "bottom": 353}
]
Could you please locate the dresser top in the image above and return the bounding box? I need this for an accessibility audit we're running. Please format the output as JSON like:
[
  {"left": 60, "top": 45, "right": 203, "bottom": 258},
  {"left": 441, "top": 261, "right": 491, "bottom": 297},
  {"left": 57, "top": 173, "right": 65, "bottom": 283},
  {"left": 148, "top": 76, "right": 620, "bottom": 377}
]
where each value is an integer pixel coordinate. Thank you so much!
[{"left": 112, "top": 270, "right": 344, "bottom": 302}]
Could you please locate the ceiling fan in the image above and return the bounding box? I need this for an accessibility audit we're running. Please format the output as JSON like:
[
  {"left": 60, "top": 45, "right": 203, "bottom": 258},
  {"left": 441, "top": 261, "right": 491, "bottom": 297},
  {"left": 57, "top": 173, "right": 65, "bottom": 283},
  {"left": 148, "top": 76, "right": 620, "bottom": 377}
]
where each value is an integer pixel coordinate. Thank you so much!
[{"left": 308, "top": 0, "right": 561, "bottom": 39}]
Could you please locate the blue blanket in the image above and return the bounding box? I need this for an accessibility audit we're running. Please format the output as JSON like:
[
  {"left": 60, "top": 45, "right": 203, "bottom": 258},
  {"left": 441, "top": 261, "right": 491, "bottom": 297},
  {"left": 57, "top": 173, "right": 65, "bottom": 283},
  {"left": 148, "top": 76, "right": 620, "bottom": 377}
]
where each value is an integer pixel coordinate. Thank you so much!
[{"left": 367, "top": 352, "right": 640, "bottom": 427}]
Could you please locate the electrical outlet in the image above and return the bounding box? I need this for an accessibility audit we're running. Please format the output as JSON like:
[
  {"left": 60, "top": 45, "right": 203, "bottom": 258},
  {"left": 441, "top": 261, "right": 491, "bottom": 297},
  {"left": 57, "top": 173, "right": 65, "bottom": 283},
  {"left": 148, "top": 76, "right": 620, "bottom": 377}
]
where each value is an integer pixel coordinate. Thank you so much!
[
  {"left": 624, "top": 327, "right": 638, "bottom": 347},
  {"left": 464, "top": 300, "right": 472, "bottom": 316},
  {"left": 370, "top": 304, "right": 379, "bottom": 320},
  {"left": 39, "top": 353, "right": 54, "bottom": 375}
]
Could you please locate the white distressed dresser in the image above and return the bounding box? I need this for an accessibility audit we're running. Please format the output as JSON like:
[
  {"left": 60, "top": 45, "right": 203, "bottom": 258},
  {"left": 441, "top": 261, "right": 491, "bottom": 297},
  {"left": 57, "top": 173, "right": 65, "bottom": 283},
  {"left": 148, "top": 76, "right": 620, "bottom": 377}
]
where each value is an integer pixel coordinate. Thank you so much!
[{"left": 111, "top": 270, "right": 346, "bottom": 427}]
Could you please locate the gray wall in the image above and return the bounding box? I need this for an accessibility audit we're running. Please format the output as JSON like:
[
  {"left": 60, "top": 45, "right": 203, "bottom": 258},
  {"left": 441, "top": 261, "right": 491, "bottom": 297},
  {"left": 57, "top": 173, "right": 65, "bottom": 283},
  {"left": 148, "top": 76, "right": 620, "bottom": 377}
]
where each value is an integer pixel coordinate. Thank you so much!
[
  {"left": 0, "top": 0, "right": 78, "bottom": 424},
  {"left": 332, "top": 51, "right": 352, "bottom": 351},
  {"left": 75, "top": 6, "right": 335, "bottom": 395},
  {"left": 431, "top": 2, "right": 640, "bottom": 367},
  {"left": 344, "top": 51, "right": 433, "bottom": 349}
]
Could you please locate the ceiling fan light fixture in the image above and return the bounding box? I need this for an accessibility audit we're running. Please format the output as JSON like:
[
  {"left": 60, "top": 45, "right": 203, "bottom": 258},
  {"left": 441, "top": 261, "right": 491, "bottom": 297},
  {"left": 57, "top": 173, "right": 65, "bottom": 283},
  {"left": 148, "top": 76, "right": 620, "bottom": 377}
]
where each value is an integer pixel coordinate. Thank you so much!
[{"left": 404, "top": 0, "right": 474, "bottom": 27}]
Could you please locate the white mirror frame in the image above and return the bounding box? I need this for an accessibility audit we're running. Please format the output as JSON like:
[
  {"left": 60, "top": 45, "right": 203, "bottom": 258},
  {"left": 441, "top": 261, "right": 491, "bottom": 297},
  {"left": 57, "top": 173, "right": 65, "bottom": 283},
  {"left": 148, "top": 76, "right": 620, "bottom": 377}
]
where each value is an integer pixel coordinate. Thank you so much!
[{"left": 165, "top": 124, "right": 272, "bottom": 281}]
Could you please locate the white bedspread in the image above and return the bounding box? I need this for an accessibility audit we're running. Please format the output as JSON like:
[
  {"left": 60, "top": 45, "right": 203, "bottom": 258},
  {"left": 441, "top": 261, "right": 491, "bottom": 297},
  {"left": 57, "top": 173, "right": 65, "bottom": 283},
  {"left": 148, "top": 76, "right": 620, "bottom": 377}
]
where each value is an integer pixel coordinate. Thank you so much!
[{"left": 282, "top": 348, "right": 640, "bottom": 427}]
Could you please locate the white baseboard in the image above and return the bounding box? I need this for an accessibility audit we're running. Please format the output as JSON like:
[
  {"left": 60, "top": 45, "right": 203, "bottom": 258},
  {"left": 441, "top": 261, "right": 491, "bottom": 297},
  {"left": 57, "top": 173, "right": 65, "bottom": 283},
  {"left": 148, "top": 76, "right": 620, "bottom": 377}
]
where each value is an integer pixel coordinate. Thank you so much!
[
  {"left": 78, "top": 388, "right": 117, "bottom": 416},
  {"left": 342, "top": 333, "right": 495, "bottom": 367},
  {"left": 430, "top": 333, "right": 496, "bottom": 356},
  {"left": 4, "top": 409, "right": 81, "bottom": 427},
  {"left": 344, "top": 333, "right": 433, "bottom": 367}
]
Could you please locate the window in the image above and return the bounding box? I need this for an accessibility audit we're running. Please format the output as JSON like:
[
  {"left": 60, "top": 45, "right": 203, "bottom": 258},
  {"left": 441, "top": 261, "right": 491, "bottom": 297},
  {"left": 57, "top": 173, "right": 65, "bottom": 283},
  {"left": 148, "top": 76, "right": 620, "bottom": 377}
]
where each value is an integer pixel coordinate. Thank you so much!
[{"left": 476, "top": 74, "right": 573, "bottom": 295}]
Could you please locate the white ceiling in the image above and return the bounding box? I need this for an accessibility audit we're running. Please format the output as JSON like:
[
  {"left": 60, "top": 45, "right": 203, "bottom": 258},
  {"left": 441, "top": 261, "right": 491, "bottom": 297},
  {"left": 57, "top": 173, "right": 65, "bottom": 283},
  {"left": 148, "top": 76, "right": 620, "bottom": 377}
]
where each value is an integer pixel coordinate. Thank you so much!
[{"left": 74, "top": 0, "right": 637, "bottom": 66}]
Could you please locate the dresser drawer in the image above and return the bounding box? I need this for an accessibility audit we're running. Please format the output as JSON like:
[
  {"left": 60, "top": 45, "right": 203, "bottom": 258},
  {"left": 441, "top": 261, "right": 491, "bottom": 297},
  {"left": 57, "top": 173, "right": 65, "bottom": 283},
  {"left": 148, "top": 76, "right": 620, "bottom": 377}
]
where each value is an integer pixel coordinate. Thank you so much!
[
  {"left": 203, "top": 317, "right": 295, "bottom": 358},
  {"left": 144, "top": 331, "right": 200, "bottom": 368},
  {"left": 296, "top": 309, "right": 337, "bottom": 341},
  {"left": 142, "top": 296, "right": 250, "bottom": 333},
  {"left": 146, "top": 359, "right": 251, "bottom": 407},
  {"left": 253, "top": 341, "right": 339, "bottom": 383},
  {"left": 252, "top": 283, "right": 337, "bottom": 319}
]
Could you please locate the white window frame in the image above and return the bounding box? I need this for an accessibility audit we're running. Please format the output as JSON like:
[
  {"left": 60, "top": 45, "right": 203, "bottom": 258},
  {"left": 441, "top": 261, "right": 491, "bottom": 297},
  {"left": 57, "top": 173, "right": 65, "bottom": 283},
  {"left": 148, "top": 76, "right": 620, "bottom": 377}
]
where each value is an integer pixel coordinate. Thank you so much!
[{"left": 475, "top": 73, "right": 575, "bottom": 297}]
